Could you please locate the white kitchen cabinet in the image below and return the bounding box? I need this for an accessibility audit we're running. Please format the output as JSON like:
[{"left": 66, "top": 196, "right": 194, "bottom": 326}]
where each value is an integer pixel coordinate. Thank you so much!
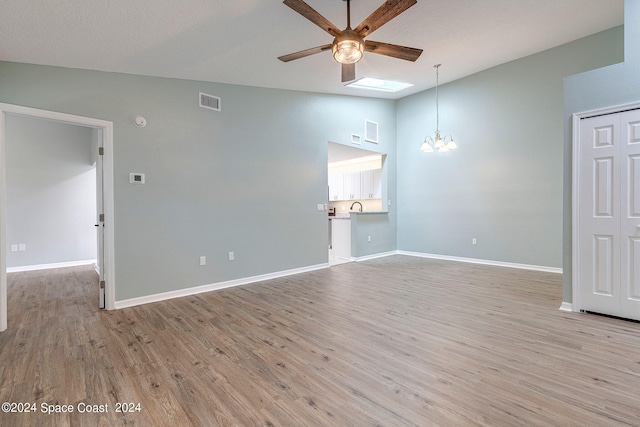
[
  {"left": 331, "top": 218, "right": 351, "bottom": 260},
  {"left": 328, "top": 169, "right": 382, "bottom": 201},
  {"left": 328, "top": 173, "right": 344, "bottom": 201},
  {"left": 344, "top": 172, "right": 361, "bottom": 200},
  {"left": 361, "top": 169, "right": 382, "bottom": 199}
]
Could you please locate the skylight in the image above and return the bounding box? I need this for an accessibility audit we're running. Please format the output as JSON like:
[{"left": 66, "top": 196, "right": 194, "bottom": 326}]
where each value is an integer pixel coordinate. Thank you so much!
[{"left": 345, "top": 77, "right": 413, "bottom": 93}]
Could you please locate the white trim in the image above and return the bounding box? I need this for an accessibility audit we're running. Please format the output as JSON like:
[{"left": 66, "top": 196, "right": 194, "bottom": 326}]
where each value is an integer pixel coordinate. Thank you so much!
[
  {"left": 0, "top": 112, "right": 5, "bottom": 332},
  {"left": 7, "top": 259, "right": 97, "bottom": 273},
  {"left": 115, "top": 263, "right": 329, "bottom": 310},
  {"left": 559, "top": 302, "right": 574, "bottom": 312},
  {"left": 571, "top": 112, "right": 582, "bottom": 318},
  {"left": 570, "top": 100, "right": 640, "bottom": 316},
  {"left": 0, "top": 103, "right": 116, "bottom": 332},
  {"left": 398, "top": 251, "right": 563, "bottom": 274},
  {"left": 355, "top": 251, "right": 397, "bottom": 262}
]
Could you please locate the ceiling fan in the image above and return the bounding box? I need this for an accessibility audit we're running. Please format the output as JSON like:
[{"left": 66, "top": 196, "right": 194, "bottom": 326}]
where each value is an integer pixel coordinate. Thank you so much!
[{"left": 278, "top": 0, "right": 423, "bottom": 82}]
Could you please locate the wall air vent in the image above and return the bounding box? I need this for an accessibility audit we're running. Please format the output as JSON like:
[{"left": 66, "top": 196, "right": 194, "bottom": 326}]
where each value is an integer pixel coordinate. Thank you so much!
[
  {"left": 199, "top": 92, "right": 221, "bottom": 111},
  {"left": 365, "top": 120, "right": 378, "bottom": 143}
]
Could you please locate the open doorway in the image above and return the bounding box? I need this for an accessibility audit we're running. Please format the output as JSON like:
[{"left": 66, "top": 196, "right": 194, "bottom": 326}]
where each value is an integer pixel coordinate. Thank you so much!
[
  {"left": 327, "top": 142, "right": 386, "bottom": 265},
  {"left": 5, "top": 114, "right": 98, "bottom": 272},
  {"left": 0, "top": 104, "right": 115, "bottom": 332}
]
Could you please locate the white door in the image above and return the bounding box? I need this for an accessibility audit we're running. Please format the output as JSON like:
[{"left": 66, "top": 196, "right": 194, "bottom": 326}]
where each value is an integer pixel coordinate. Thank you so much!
[
  {"left": 620, "top": 110, "right": 640, "bottom": 319},
  {"left": 579, "top": 109, "right": 640, "bottom": 320}
]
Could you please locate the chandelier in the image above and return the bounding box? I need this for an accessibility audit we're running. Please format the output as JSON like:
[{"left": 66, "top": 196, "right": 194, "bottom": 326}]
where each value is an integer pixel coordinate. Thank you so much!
[{"left": 420, "top": 64, "right": 457, "bottom": 153}]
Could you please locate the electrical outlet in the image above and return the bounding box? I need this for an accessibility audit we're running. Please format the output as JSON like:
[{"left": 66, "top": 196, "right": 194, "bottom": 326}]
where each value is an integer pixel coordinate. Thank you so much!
[
  {"left": 228, "top": 251, "right": 235, "bottom": 261},
  {"left": 472, "top": 238, "right": 477, "bottom": 245},
  {"left": 199, "top": 256, "right": 206, "bottom": 266},
  {"left": 18, "top": 244, "right": 26, "bottom": 252},
  {"left": 11, "top": 244, "right": 18, "bottom": 252}
]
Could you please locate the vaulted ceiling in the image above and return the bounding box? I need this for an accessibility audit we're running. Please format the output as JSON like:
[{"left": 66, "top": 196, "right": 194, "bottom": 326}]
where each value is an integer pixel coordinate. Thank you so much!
[{"left": 0, "top": 0, "right": 623, "bottom": 99}]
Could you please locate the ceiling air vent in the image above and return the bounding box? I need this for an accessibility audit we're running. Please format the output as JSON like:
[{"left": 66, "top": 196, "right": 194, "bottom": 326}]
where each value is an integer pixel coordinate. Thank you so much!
[{"left": 199, "top": 92, "right": 221, "bottom": 111}]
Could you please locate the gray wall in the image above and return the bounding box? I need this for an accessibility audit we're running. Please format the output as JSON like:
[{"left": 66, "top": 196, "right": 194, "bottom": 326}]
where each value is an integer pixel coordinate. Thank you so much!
[
  {"left": 0, "top": 20, "right": 627, "bottom": 303},
  {"left": 351, "top": 214, "right": 395, "bottom": 258},
  {"left": 563, "top": 0, "right": 640, "bottom": 302},
  {"left": 0, "top": 64, "right": 397, "bottom": 301},
  {"left": 396, "top": 26, "right": 623, "bottom": 269},
  {"left": 5, "top": 114, "right": 96, "bottom": 268}
]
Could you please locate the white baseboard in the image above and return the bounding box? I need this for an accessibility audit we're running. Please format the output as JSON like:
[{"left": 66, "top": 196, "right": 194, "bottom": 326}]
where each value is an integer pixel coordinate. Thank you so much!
[
  {"left": 559, "top": 302, "right": 574, "bottom": 312},
  {"left": 115, "top": 263, "right": 329, "bottom": 309},
  {"left": 397, "top": 251, "right": 562, "bottom": 274},
  {"left": 7, "top": 259, "right": 97, "bottom": 273},
  {"left": 355, "top": 251, "right": 397, "bottom": 262},
  {"left": 98, "top": 250, "right": 562, "bottom": 311}
]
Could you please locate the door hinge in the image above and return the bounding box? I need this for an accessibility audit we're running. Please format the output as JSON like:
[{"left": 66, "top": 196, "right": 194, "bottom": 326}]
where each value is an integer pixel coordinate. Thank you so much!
[
  {"left": 100, "top": 280, "right": 105, "bottom": 289},
  {"left": 99, "top": 213, "right": 105, "bottom": 222},
  {"left": 98, "top": 147, "right": 104, "bottom": 156}
]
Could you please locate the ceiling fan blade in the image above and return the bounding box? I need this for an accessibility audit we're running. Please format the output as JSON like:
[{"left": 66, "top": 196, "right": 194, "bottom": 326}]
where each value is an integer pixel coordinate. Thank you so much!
[
  {"left": 278, "top": 44, "right": 333, "bottom": 62},
  {"left": 354, "top": 0, "right": 417, "bottom": 38},
  {"left": 364, "top": 40, "right": 422, "bottom": 62},
  {"left": 342, "top": 63, "right": 356, "bottom": 82},
  {"left": 282, "top": 0, "right": 341, "bottom": 37}
]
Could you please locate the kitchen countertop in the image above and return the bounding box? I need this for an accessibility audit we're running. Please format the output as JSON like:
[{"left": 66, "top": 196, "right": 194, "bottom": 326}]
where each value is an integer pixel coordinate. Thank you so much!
[
  {"left": 329, "top": 211, "right": 388, "bottom": 219},
  {"left": 350, "top": 211, "right": 388, "bottom": 215}
]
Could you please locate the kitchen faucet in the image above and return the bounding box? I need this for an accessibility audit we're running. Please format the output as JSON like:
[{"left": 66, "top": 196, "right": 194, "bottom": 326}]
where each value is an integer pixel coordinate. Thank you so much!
[{"left": 350, "top": 201, "right": 363, "bottom": 212}]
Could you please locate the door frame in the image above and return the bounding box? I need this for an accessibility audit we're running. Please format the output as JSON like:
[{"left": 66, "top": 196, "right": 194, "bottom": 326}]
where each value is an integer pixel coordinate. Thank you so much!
[
  {"left": 0, "top": 103, "right": 116, "bottom": 332},
  {"left": 571, "top": 100, "right": 640, "bottom": 313}
]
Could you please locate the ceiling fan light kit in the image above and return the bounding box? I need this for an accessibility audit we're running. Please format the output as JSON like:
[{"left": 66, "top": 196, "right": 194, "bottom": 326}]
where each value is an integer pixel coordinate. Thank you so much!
[
  {"left": 332, "top": 30, "right": 364, "bottom": 64},
  {"left": 279, "top": 0, "right": 422, "bottom": 82}
]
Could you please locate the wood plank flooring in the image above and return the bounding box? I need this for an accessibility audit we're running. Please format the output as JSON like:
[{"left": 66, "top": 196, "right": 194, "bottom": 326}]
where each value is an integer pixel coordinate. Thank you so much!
[{"left": 1, "top": 256, "right": 639, "bottom": 426}]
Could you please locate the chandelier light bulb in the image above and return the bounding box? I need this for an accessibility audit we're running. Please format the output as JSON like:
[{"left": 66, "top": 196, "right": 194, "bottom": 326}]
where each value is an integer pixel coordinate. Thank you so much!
[{"left": 420, "top": 140, "right": 434, "bottom": 152}]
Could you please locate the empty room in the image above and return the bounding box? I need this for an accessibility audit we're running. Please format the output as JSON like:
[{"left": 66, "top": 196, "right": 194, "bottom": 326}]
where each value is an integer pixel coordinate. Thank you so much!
[{"left": 1, "top": 0, "right": 639, "bottom": 426}]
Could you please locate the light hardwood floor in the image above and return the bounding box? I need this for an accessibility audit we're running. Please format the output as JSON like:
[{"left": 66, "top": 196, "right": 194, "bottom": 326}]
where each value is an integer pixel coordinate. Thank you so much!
[{"left": 1, "top": 256, "right": 639, "bottom": 426}]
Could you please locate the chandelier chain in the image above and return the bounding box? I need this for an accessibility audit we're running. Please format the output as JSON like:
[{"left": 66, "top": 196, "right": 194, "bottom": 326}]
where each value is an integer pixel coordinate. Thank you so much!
[{"left": 435, "top": 64, "right": 440, "bottom": 132}]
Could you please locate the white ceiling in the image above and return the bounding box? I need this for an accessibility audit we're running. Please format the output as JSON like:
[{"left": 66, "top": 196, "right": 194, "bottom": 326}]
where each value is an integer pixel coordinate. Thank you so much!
[{"left": 0, "top": 0, "right": 623, "bottom": 100}]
